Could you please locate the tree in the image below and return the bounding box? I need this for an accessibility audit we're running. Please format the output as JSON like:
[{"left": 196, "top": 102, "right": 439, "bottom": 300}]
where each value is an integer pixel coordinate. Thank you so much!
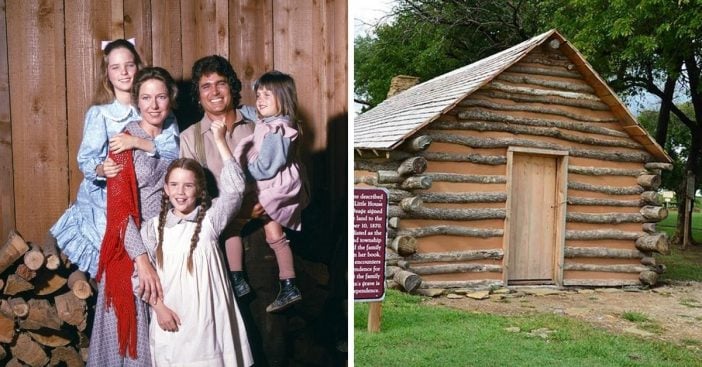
[
  {"left": 354, "top": 0, "right": 545, "bottom": 108},
  {"left": 544, "top": 0, "right": 702, "bottom": 245}
]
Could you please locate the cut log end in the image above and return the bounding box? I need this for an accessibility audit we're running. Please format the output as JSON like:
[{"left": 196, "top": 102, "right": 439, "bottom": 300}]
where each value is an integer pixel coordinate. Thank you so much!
[
  {"left": 639, "top": 270, "right": 658, "bottom": 286},
  {"left": 393, "top": 270, "right": 422, "bottom": 292}
]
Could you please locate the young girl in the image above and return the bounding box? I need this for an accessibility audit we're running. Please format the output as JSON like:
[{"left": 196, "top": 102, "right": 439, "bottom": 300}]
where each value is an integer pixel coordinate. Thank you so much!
[
  {"left": 143, "top": 121, "right": 253, "bottom": 366},
  {"left": 49, "top": 39, "right": 179, "bottom": 278},
  {"left": 233, "top": 70, "right": 309, "bottom": 313}
]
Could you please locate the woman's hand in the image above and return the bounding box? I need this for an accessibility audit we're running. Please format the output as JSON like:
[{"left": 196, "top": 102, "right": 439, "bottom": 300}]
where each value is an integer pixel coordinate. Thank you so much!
[
  {"left": 134, "top": 254, "right": 163, "bottom": 305},
  {"left": 109, "top": 133, "right": 136, "bottom": 153},
  {"left": 101, "top": 157, "right": 123, "bottom": 178}
]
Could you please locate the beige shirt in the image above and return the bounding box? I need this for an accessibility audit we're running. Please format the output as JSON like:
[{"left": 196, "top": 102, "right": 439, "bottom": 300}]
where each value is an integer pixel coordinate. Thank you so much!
[{"left": 180, "top": 111, "right": 255, "bottom": 192}]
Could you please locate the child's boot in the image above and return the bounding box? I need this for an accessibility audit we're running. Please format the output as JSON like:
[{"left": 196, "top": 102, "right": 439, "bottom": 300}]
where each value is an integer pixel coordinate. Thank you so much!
[
  {"left": 266, "top": 278, "right": 301, "bottom": 313},
  {"left": 230, "top": 271, "right": 251, "bottom": 297}
]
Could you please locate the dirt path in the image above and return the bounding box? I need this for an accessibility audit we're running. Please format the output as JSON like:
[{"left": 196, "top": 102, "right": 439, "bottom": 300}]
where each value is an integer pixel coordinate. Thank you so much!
[{"left": 425, "top": 281, "right": 702, "bottom": 349}]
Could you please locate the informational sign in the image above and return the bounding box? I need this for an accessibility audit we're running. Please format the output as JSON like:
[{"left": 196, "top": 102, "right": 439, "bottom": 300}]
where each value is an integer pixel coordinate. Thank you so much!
[{"left": 353, "top": 188, "right": 388, "bottom": 302}]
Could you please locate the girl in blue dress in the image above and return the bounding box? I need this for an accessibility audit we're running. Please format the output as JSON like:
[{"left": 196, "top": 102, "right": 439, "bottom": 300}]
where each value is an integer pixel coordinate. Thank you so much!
[{"left": 49, "top": 39, "right": 179, "bottom": 278}]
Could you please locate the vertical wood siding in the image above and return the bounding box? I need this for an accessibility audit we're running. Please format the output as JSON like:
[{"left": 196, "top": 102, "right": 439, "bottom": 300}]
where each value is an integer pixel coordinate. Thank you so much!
[{"left": 0, "top": 0, "right": 347, "bottom": 244}]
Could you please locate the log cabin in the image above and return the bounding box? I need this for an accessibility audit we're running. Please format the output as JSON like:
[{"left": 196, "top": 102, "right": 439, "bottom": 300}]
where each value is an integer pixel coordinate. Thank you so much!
[{"left": 354, "top": 29, "right": 673, "bottom": 292}]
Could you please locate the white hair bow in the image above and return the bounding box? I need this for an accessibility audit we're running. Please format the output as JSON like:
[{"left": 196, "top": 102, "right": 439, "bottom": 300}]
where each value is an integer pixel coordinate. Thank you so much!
[{"left": 100, "top": 37, "right": 136, "bottom": 51}]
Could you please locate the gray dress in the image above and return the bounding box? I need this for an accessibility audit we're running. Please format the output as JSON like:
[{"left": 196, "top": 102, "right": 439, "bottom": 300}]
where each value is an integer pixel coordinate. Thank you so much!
[{"left": 87, "top": 120, "right": 175, "bottom": 366}]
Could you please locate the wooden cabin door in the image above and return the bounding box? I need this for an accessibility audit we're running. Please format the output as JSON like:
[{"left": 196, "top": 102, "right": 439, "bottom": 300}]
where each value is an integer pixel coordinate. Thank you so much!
[{"left": 507, "top": 153, "right": 559, "bottom": 284}]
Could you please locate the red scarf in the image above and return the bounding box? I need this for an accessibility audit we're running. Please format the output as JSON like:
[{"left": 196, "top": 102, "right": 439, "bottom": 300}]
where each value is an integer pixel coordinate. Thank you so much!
[{"left": 97, "top": 142, "right": 141, "bottom": 359}]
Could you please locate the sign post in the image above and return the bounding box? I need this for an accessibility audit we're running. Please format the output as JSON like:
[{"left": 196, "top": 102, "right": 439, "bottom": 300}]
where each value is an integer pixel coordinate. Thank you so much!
[{"left": 353, "top": 188, "right": 388, "bottom": 333}]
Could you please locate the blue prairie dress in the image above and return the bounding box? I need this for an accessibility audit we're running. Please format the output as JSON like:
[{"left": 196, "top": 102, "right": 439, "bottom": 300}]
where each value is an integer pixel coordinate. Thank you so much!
[{"left": 50, "top": 100, "right": 179, "bottom": 277}]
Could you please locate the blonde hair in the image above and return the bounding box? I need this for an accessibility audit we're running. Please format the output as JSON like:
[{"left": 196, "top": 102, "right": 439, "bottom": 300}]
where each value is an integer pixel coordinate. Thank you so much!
[
  {"left": 156, "top": 158, "right": 210, "bottom": 274},
  {"left": 92, "top": 39, "right": 144, "bottom": 105}
]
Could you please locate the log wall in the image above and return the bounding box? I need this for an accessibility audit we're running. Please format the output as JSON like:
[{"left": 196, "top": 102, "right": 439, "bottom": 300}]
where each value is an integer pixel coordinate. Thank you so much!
[{"left": 355, "top": 43, "right": 671, "bottom": 290}]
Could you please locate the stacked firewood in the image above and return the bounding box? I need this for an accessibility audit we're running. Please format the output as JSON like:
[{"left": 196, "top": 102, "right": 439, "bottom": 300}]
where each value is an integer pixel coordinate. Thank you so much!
[{"left": 0, "top": 231, "right": 94, "bottom": 367}]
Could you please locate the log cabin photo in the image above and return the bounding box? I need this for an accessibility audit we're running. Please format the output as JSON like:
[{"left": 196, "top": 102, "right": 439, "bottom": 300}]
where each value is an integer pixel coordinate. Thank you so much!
[
  {"left": 0, "top": 1, "right": 348, "bottom": 366},
  {"left": 354, "top": 29, "right": 673, "bottom": 294}
]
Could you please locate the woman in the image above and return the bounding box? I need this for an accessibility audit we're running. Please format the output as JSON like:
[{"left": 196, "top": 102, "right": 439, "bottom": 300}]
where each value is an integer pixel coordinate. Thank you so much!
[{"left": 88, "top": 66, "right": 179, "bottom": 366}]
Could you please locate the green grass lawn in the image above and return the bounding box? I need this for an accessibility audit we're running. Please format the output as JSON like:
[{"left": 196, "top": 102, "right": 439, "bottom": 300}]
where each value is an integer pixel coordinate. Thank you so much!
[
  {"left": 355, "top": 290, "right": 702, "bottom": 366},
  {"left": 354, "top": 210, "right": 702, "bottom": 366},
  {"left": 655, "top": 210, "right": 702, "bottom": 281}
]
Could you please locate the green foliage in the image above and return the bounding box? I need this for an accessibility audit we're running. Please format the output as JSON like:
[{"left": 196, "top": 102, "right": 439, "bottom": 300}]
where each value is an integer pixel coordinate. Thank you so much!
[
  {"left": 354, "top": 17, "right": 465, "bottom": 109},
  {"left": 637, "top": 104, "right": 693, "bottom": 190},
  {"left": 354, "top": 290, "right": 702, "bottom": 366},
  {"left": 354, "top": 0, "right": 547, "bottom": 108}
]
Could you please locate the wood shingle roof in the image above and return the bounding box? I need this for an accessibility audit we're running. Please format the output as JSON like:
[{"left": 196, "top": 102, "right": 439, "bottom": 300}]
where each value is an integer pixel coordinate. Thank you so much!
[{"left": 354, "top": 29, "right": 670, "bottom": 162}]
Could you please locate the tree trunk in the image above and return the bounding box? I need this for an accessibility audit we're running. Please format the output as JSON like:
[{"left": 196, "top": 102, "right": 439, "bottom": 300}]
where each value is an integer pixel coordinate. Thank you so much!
[
  {"left": 562, "top": 279, "right": 640, "bottom": 287},
  {"left": 408, "top": 263, "right": 502, "bottom": 275},
  {"left": 389, "top": 236, "right": 417, "bottom": 257},
  {"left": 635, "top": 233, "right": 669, "bottom": 254},
  {"left": 10, "top": 333, "right": 49, "bottom": 367},
  {"left": 434, "top": 120, "right": 641, "bottom": 149},
  {"left": 67, "top": 270, "right": 92, "bottom": 300},
  {"left": 569, "top": 165, "right": 645, "bottom": 176},
  {"left": 19, "top": 299, "right": 61, "bottom": 331},
  {"left": 399, "top": 135, "right": 432, "bottom": 152},
  {"left": 418, "top": 279, "right": 503, "bottom": 290},
  {"left": 40, "top": 232, "right": 61, "bottom": 271},
  {"left": 567, "top": 197, "right": 641, "bottom": 207},
  {"left": 4, "top": 274, "right": 34, "bottom": 295},
  {"left": 461, "top": 94, "right": 616, "bottom": 122},
  {"left": 397, "top": 156, "right": 427, "bottom": 175},
  {"left": 569, "top": 181, "right": 643, "bottom": 195},
  {"left": 459, "top": 108, "right": 624, "bottom": 136},
  {"left": 49, "top": 346, "right": 83, "bottom": 367},
  {"left": 15, "top": 263, "right": 37, "bottom": 281},
  {"left": 392, "top": 270, "right": 422, "bottom": 292},
  {"left": 427, "top": 131, "right": 651, "bottom": 162},
  {"left": 26, "top": 329, "right": 72, "bottom": 347},
  {"left": 0, "top": 231, "right": 30, "bottom": 274},
  {"left": 637, "top": 174, "right": 661, "bottom": 190},
  {"left": 389, "top": 205, "right": 505, "bottom": 220},
  {"left": 404, "top": 249, "right": 503, "bottom": 263},
  {"left": 639, "top": 271, "right": 659, "bottom": 286},
  {"left": 8, "top": 297, "right": 29, "bottom": 317},
  {"left": 642, "top": 223, "right": 657, "bottom": 234},
  {"left": 398, "top": 225, "right": 503, "bottom": 238},
  {"left": 419, "top": 151, "right": 506, "bottom": 165},
  {"left": 565, "top": 229, "right": 643, "bottom": 240},
  {"left": 563, "top": 263, "right": 649, "bottom": 273},
  {"left": 563, "top": 247, "right": 643, "bottom": 259},
  {"left": 418, "top": 192, "right": 507, "bottom": 203},
  {"left": 486, "top": 81, "right": 610, "bottom": 110},
  {"left": 54, "top": 292, "right": 88, "bottom": 328},
  {"left": 567, "top": 212, "right": 646, "bottom": 224},
  {"left": 640, "top": 206, "right": 668, "bottom": 221},
  {"left": 23, "top": 242, "right": 45, "bottom": 271},
  {"left": 640, "top": 191, "right": 660, "bottom": 205},
  {"left": 0, "top": 312, "right": 15, "bottom": 343}
]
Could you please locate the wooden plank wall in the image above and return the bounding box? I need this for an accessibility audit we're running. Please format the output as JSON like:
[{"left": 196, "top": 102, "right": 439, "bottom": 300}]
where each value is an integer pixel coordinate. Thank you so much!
[{"left": 0, "top": 0, "right": 347, "bottom": 244}]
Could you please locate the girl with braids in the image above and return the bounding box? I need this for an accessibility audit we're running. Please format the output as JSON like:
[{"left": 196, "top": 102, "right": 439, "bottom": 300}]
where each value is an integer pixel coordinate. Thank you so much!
[{"left": 141, "top": 120, "right": 253, "bottom": 366}]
